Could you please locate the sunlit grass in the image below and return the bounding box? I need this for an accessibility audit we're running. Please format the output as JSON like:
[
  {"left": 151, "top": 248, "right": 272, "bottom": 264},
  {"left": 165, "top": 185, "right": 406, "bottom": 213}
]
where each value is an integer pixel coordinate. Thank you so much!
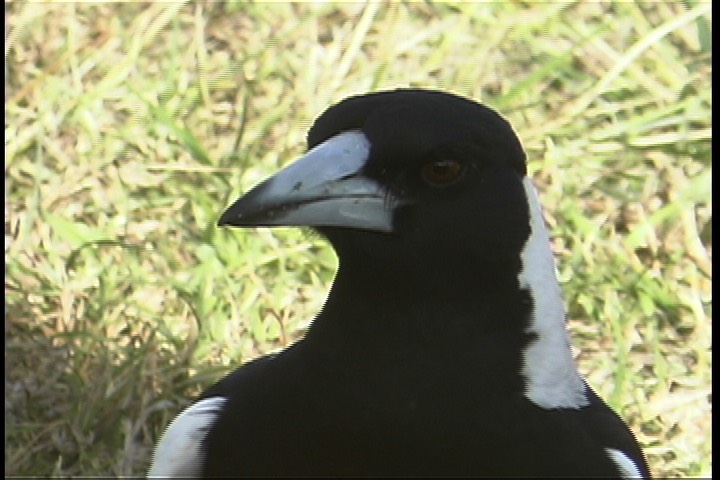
[{"left": 5, "top": 2, "right": 711, "bottom": 477}]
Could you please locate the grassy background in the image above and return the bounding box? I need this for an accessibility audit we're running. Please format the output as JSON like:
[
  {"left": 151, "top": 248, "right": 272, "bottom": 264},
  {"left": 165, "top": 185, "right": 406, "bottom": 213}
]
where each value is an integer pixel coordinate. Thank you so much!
[{"left": 5, "top": 2, "right": 711, "bottom": 477}]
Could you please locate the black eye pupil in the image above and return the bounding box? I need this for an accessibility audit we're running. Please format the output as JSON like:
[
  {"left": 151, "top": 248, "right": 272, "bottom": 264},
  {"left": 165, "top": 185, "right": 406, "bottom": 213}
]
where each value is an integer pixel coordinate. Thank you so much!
[
  {"left": 421, "top": 160, "right": 462, "bottom": 186},
  {"left": 433, "top": 163, "right": 450, "bottom": 175}
]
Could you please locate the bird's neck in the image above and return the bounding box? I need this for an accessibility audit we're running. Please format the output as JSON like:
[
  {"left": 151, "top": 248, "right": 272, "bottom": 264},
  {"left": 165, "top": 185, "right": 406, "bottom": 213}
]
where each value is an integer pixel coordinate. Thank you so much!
[
  {"left": 321, "top": 258, "right": 525, "bottom": 334},
  {"left": 306, "top": 178, "right": 588, "bottom": 409},
  {"left": 307, "top": 254, "right": 535, "bottom": 393}
]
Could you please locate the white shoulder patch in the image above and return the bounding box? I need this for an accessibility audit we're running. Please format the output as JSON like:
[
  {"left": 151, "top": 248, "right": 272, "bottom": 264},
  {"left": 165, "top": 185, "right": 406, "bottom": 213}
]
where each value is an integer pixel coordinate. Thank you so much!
[
  {"left": 605, "top": 447, "right": 644, "bottom": 478},
  {"left": 518, "top": 177, "right": 588, "bottom": 409},
  {"left": 148, "top": 396, "right": 227, "bottom": 478}
]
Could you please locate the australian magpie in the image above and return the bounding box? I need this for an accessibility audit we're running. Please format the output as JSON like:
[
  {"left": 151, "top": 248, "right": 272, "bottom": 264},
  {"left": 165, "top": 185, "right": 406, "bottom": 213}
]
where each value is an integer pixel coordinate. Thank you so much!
[{"left": 148, "top": 89, "right": 651, "bottom": 478}]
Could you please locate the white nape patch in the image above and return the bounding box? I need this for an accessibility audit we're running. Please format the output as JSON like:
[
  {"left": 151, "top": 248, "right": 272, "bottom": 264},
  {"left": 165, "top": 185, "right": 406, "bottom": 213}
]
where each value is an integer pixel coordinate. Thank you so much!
[
  {"left": 148, "top": 396, "right": 227, "bottom": 478},
  {"left": 518, "top": 177, "right": 588, "bottom": 409},
  {"left": 605, "top": 447, "right": 644, "bottom": 478}
]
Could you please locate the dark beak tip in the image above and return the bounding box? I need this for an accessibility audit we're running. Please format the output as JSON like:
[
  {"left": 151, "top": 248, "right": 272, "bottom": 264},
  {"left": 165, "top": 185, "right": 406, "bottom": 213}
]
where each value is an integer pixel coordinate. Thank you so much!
[{"left": 217, "top": 210, "right": 235, "bottom": 227}]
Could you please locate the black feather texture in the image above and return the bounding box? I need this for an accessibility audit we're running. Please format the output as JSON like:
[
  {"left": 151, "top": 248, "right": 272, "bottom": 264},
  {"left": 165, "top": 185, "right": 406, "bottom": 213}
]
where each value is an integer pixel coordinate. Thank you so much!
[{"left": 150, "top": 89, "right": 651, "bottom": 478}]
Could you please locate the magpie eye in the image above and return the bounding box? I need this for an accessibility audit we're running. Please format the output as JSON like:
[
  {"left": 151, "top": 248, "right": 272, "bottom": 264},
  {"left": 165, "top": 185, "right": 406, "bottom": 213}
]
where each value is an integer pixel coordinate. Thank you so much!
[{"left": 421, "top": 160, "right": 463, "bottom": 187}]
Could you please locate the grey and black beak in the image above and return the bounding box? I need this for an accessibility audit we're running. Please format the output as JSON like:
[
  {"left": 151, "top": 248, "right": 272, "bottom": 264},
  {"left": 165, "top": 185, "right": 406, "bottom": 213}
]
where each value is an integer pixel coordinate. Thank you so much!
[{"left": 218, "top": 131, "right": 397, "bottom": 233}]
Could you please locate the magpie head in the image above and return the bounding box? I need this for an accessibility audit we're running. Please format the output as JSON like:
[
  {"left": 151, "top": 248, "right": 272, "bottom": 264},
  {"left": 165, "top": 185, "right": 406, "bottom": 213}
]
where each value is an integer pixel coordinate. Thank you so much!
[
  {"left": 220, "top": 89, "right": 587, "bottom": 409},
  {"left": 219, "top": 89, "right": 532, "bottom": 290}
]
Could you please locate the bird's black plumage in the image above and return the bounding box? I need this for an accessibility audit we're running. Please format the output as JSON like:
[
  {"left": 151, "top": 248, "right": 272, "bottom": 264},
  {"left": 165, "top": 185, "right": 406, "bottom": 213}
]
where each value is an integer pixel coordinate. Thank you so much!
[{"left": 148, "top": 89, "right": 651, "bottom": 478}]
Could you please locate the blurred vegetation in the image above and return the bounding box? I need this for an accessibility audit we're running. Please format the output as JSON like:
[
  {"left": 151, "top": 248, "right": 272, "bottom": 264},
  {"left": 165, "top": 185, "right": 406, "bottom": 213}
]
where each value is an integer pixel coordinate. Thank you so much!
[{"left": 5, "top": 2, "right": 711, "bottom": 477}]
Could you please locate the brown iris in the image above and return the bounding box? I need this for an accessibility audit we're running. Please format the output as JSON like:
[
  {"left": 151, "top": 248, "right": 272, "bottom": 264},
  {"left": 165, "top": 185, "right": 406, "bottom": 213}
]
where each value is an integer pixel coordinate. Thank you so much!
[{"left": 420, "top": 159, "right": 463, "bottom": 186}]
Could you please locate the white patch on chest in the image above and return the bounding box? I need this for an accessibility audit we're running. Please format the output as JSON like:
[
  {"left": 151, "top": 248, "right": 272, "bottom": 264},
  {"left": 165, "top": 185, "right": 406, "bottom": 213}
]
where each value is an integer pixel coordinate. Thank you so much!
[
  {"left": 148, "top": 396, "right": 227, "bottom": 478},
  {"left": 518, "top": 177, "right": 588, "bottom": 409}
]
